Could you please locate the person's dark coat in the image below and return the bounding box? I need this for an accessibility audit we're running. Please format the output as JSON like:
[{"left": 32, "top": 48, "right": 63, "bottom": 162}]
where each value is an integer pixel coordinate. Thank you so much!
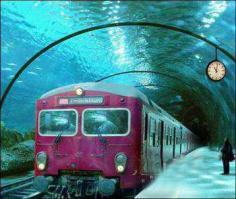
[{"left": 221, "top": 139, "right": 233, "bottom": 161}]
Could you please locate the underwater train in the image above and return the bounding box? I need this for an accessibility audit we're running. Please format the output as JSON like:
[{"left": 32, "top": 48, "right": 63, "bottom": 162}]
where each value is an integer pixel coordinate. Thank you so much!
[{"left": 33, "top": 82, "right": 199, "bottom": 198}]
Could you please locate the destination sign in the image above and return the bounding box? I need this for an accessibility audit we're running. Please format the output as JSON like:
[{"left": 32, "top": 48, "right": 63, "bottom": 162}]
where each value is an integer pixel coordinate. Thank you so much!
[{"left": 58, "top": 96, "right": 104, "bottom": 105}]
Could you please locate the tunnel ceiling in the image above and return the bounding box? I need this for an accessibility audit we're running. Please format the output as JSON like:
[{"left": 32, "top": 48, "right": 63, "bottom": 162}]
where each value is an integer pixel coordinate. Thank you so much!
[{"left": 1, "top": 1, "right": 235, "bottom": 145}]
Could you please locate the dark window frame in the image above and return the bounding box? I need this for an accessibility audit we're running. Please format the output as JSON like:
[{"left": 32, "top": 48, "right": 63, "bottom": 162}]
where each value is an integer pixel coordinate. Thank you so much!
[{"left": 144, "top": 113, "right": 148, "bottom": 140}]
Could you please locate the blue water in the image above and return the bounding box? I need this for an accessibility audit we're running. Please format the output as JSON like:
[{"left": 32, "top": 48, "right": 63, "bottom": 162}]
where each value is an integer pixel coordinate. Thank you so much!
[{"left": 1, "top": 1, "right": 235, "bottom": 144}]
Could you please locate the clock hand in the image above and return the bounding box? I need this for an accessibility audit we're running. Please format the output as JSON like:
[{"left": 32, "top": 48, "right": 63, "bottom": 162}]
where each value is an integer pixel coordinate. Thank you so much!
[{"left": 214, "top": 67, "right": 217, "bottom": 73}]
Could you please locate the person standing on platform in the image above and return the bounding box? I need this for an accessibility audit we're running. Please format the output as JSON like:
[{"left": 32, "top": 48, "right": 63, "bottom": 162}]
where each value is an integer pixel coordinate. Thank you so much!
[{"left": 220, "top": 137, "right": 234, "bottom": 175}]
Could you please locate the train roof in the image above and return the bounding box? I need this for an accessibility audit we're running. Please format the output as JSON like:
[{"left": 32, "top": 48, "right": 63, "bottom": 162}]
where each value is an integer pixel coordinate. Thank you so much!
[{"left": 40, "top": 82, "right": 150, "bottom": 104}]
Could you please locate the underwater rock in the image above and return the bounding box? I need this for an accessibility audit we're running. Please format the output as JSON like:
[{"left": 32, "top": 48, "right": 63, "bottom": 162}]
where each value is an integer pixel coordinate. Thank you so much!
[
  {"left": 1, "top": 140, "right": 35, "bottom": 176},
  {"left": 24, "top": 130, "right": 35, "bottom": 141},
  {"left": 1, "top": 121, "right": 35, "bottom": 147},
  {"left": 1, "top": 123, "right": 35, "bottom": 176},
  {"left": 1, "top": 121, "right": 24, "bottom": 148}
]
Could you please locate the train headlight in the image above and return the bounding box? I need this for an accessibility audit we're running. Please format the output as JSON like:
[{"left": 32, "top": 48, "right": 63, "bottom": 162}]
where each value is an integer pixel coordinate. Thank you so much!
[
  {"left": 36, "top": 152, "right": 47, "bottom": 171},
  {"left": 115, "top": 153, "right": 127, "bottom": 174},
  {"left": 75, "top": 87, "right": 83, "bottom": 96},
  {"left": 117, "top": 165, "right": 125, "bottom": 173},
  {"left": 38, "top": 163, "right": 45, "bottom": 170}
]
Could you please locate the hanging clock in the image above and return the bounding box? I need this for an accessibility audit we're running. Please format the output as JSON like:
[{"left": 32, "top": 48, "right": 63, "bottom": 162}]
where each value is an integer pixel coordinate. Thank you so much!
[{"left": 206, "top": 59, "right": 226, "bottom": 81}]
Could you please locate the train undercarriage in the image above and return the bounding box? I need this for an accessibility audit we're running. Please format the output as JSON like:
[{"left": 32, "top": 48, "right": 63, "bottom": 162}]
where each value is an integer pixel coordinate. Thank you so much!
[{"left": 34, "top": 171, "right": 138, "bottom": 199}]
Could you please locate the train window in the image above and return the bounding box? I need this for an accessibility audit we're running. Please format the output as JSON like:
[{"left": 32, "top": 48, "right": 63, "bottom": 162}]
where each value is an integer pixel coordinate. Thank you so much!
[
  {"left": 82, "top": 108, "right": 130, "bottom": 136},
  {"left": 150, "top": 118, "right": 156, "bottom": 133},
  {"left": 157, "top": 121, "right": 162, "bottom": 145},
  {"left": 149, "top": 118, "right": 155, "bottom": 146},
  {"left": 39, "top": 109, "right": 77, "bottom": 136},
  {"left": 158, "top": 121, "right": 162, "bottom": 135},
  {"left": 170, "top": 128, "right": 172, "bottom": 145},
  {"left": 155, "top": 121, "right": 159, "bottom": 146},
  {"left": 168, "top": 126, "right": 171, "bottom": 145},
  {"left": 166, "top": 126, "right": 170, "bottom": 145},
  {"left": 152, "top": 133, "right": 156, "bottom": 147}
]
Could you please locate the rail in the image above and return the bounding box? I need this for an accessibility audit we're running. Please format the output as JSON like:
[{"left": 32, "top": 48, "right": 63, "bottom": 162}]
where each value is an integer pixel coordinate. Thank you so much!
[{"left": 1, "top": 176, "right": 43, "bottom": 199}]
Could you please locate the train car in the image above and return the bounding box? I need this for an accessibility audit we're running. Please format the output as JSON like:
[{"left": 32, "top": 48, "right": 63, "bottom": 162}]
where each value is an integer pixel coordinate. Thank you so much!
[{"left": 33, "top": 82, "right": 199, "bottom": 198}]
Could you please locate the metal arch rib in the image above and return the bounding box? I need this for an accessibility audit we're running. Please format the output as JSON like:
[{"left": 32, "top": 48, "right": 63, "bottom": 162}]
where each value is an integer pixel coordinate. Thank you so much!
[
  {"left": 1, "top": 21, "right": 235, "bottom": 109},
  {"left": 95, "top": 70, "right": 197, "bottom": 93}
]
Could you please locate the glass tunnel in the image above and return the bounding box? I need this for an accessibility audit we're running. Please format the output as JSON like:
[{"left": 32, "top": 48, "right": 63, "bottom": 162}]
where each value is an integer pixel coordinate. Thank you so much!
[
  {"left": 1, "top": 1, "right": 235, "bottom": 199},
  {"left": 1, "top": 1, "right": 235, "bottom": 145}
]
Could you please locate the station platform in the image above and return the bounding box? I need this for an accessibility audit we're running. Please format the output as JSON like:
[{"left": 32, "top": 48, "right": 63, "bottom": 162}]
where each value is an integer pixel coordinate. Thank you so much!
[{"left": 135, "top": 147, "right": 235, "bottom": 198}]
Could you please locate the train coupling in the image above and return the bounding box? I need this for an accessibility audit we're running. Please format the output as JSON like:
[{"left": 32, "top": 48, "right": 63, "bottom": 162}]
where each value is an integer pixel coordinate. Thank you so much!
[
  {"left": 98, "top": 177, "right": 117, "bottom": 196},
  {"left": 33, "top": 176, "right": 54, "bottom": 192}
]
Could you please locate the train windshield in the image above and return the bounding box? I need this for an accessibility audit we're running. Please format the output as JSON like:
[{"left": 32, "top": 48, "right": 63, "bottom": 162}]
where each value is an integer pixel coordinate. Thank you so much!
[
  {"left": 39, "top": 109, "right": 77, "bottom": 135},
  {"left": 83, "top": 109, "right": 130, "bottom": 136}
]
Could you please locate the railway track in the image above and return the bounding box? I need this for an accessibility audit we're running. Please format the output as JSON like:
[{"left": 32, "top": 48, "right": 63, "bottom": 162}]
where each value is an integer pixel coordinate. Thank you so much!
[
  {"left": 1, "top": 176, "right": 138, "bottom": 199},
  {"left": 1, "top": 176, "right": 44, "bottom": 199}
]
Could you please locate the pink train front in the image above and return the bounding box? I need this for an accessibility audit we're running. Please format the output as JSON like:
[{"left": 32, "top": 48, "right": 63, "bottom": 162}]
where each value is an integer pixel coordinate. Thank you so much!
[{"left": 33, "top": 82, "right": 199, "bottom": 198}]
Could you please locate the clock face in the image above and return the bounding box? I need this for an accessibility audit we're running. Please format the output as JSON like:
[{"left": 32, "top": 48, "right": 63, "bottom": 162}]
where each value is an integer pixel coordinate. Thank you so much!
[{"left": 206, "top": 60, "right": 226, "bottom": 81}]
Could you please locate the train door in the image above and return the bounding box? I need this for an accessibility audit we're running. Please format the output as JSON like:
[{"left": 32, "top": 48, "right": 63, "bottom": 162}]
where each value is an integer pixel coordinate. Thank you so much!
[
  {"left": 186, "top": 134, "right": 188, "bottom": 151},
  {"left": 169, "top": 126, "right": 173, "bottom": 161},
  {"left": 143, "top": 112, "right": 148, "bottom": 172},
  {"left": 180, "top": 127, "right": 183, "bottom": 154},
  {"left": 149, "top": 117, "right": 156, "bottom": 175},
  {"left": 173, "top": 127, "right": 176, "bottom": 158},
  {"left": 142, "top": 107, "right": 149, "bottom": 174},
  {"left": 164, "top": 124, "right": 170, "bottom": 163},
  {"left": 159, "top": 120, "right": 164, "bottom": 169},
  {"left": 153, "top": 119, "right": 161, "bottom": 175}
]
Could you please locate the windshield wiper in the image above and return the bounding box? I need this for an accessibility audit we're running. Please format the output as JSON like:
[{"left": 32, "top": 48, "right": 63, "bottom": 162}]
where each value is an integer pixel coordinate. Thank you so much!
[
  {"left": 54, "top": 132, "right": 63, "bottom": 145},
  {"left": 97, "top": 130, "right": 108, "bottom": 145}
]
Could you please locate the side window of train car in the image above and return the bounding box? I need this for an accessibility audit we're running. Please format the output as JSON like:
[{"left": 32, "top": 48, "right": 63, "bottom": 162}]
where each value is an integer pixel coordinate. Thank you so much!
[
  {"left": 176, "top": 129, "right": 179, "bottom": 144},
  {"left": 153, "top": 129, "right": 156, "bottom": 147},
  {"left": 155, "top": 120, "right": 159, "bottom": 146},
  {"left": 180, "top": 128, "right": 182, "bottom": 143},
  {"left": 153, "top": 120, "right": 156, "bottom": 147},
  {"left": 166, "top": 125, "right": 169, "bottom": 145},
  {"left": 169, "top": 128, "right": 172, "bottom": 145},
  {"left": 149, "top": 117, "right": 155, "bottom": 146},
  {"left": 157, "top": 120, "right": 162, "bottom": 146}
]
